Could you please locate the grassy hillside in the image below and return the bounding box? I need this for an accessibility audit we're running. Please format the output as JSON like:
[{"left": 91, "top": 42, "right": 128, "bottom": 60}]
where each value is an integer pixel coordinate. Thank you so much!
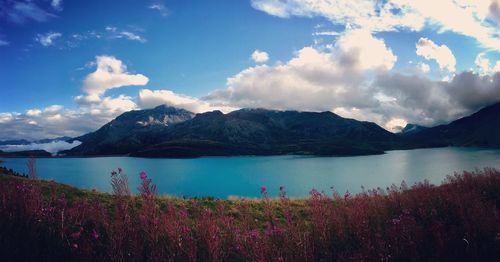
[{"left": 0, "top": 166, "right": 499, "bottom": 261}]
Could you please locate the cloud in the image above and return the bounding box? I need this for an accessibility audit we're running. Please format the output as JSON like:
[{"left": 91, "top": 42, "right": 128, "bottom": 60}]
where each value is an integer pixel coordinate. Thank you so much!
[
  {"left": 203, "top": 29, "right": 395, "bottom": 113},
  {"left": 416, "top": 38, "right": 456, "bottom": 72},
  {"left": 312, "top": 31, "right": 340, "bottom": 36},
  {"left": 251, "top": 50, "right": 269, "bottom": 63},
  {"left": 336, "top": 28, "right": 397, "bottom": 71},
  {"left": 0, "top": 113, "right": 13, "bottom": 124},
  {"left": 0, "top": 1, "right": 56, "bottom": 24},
  {"left": 138, "top": 89, "right": 235, "bottom": 113},
  {"left": 251, "top": 0, "right": 500, "bottom": 49},
  {"left": 475, "top": 52, "right": 500, "bottom": 75},
  {"left": 491, "top": 0, "right": 500, "bottom": 24},
  {"left": 35, "top": 32, "right": 62, "bottom": 46},
  {"left": 105, "top": 26, "right": 147, "bottom": 43},
  {"left": 77, "top": 55, "right": 149, "bottom": 102},
  {"left": 374, "top": 71, "right": 500, "bottom": 126},
  {"left": 51, "top": 0, "right": 63, "bottom": 11},
  {"left": 0, "top": 140, "right": 81, "bottom": 155},
  {"left": 148, "top": 3, "right": 169, "bottom": 16},
  {"left": 418, "top": 63, "right": 430, "bottom": 73},
  {"left": 0, "top": 39, "right": 8, "bottom": 46}
]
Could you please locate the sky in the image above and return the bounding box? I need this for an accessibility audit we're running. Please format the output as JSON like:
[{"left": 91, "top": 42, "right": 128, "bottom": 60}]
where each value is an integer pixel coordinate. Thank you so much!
[{"left": 0, "top": 0, "right": 500, "bottom": 140}]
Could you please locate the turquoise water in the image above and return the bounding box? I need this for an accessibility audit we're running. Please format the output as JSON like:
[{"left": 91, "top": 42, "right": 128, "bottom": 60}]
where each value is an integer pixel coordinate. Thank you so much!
[{"left": 1, "top": 147, "right": 500, "bottom": 198}]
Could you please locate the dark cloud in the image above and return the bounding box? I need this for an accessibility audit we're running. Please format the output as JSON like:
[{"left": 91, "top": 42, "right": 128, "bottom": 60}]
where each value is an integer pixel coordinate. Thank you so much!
[{"left": 374, "top": 71, "right": 500, "bottom": 126}]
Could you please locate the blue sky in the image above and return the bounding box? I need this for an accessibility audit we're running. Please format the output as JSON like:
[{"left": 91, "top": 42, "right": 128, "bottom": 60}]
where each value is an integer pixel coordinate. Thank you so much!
[{"left": 1, "top": 0, "right": 500, "bottom": 140}]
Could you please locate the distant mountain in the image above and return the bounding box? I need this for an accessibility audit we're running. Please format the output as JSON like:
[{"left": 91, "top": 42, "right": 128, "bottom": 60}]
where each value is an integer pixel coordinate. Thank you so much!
[
  {"left": 404, "top": 102, "right": 500, "bottom": 147},
  {"left": 0, "top": 137, "right": 72, "bottom": 146},
  {"left": 67, "top": 105, "right": 195, "bottom": 155},
  {"left": 0, "top": 150, "right": 51, "bottom": 157},
  {"left": 0, "top": 139, "right": 31, "bottom": 146},
  {"left": 398, "top": 124, "right": 428, "bottom": 135},
  {"left": 67, "top": 107, "right": 404, "bottom": 157}
]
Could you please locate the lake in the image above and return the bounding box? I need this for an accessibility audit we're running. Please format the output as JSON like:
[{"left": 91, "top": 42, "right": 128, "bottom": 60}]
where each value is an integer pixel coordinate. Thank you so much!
[{"left": 1, "top": 147, "right": 500, "bottom": 198}]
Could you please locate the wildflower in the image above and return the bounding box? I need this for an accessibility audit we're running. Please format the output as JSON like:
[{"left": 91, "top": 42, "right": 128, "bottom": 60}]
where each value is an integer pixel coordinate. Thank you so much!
[
  {"left": 72, "top": 243, "right": 78, "bottom": 249},
  {"left": 71, "top": 231, "right": 81, "bottom": 239},
  {"left": 248, "top": 229, "right": 259, "bottom": 239},
  {"left": 111, "top": 170, "right": 117, "bottom": 177},
  {"left": 391, "top": 218, "right": 401, "bottom": 225},
  {"left": 118, "top": 167, "right": 122, "bottom": 173},
  {"left": 140, "top": 171, "right": 147, "bottom": 180},
  {"left": 260, "top": 186, "right": 266, "bottom": 194},
  {"left": 91, "top": 229, "right": 99, "bottom": 240}
]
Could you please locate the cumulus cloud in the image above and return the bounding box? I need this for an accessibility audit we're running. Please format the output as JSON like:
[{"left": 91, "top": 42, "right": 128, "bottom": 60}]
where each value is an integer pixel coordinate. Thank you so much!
[
  {"left": 475, "top": 52, "right": 500, "bottom": 75},
  {"left": 251, "top": 50, "right": 269, "bottom": 63},
  {"left": 251, "top": 0, "right": 500, "bottom": 49},
  {"left": 35, "top": 32, "right": 62, "bottom": 46},
  {"left": 418, "top": 63, "right": 430, "bottom": 73},
  {"left": 416, "top": 38, "right": 456, "bottom": 72},
  {"left": 374, "top": 71, "right": 500, "bottom": 126},
  {"left": 76, "top": 55, "right": 149, "bottom": 103},
  {"left": 203, "top": 28, "right": 394, "bottom": 113}
]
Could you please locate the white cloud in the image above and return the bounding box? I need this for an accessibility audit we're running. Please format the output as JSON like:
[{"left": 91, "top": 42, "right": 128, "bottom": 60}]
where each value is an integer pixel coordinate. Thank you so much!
[
  {"left": 35, "top": 32, "right": 62, "bottom": 46},
  {"left": 493, "top": 62, "right": 500, "bottom": 73},
  {"left": 138, "top": 89, "right": 235, "bottom": 113},
  {"left": 416, "top": 38, "right": 456, "bottom": 72},
  {"left": 0, "top": 39, "right": 9, "bottom": 46},
  {"left": 475, "top": 52, "right": 500, "bottom": 75},
  {"left": 418, "top": 62, "right": 431, "bottom": 73},
  {"left": 203, "top": 29, "right": 395, "bottom": 113},
  {"left": 51, "top": 0, "right": 63, "bottom": 10},
  {"left": 475, "top": 52, "right": 491, "bottom": 74},
  {"left": 26, "top": 109, "right": 42, "bottom": 117},
  {"left": 105, "top": 26, "right": 147, "bottom": 43},
  {"left": 43, "top": 105, "right": 63, "bottom": 113},
  {"left": 0, "top": 113, "right": 13, "bottom": 124},
  {"left": 336, "top": 28, "right": 397, "bottom": 71},
  {"left": 79, "top": 55, "right": 149, "bottom": 102},
  {"left": 148, "top": 3, "right": 170, "bottom": 16},
  {"left": 251, "top": 0, "right": 500, "bottom": 49},
  {"left": 251, "top": 50, "right": 269, "bottom": 63},
  {"left": 312, "top": 31, "right": 340, "bottom": 36}
]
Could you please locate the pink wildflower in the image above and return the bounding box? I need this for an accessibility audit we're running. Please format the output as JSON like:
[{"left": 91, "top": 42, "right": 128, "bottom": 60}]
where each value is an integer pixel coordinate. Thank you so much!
[
  {"left": 140, "top": 171, "right": 147, "bottom": 180},
  {"left": 91, "top": 229, "right": 99, "bottom": 240}
]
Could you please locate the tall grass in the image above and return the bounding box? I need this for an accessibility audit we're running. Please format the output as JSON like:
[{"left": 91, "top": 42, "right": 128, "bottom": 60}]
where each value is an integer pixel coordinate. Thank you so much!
[{"left": 0, "top": 166, "right": 499, "bottom": 261}]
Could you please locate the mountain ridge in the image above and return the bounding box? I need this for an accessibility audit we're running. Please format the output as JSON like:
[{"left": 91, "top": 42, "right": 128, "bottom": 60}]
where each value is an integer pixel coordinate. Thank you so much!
[{"left": 60, "top": 101, "right": 500, "bottom": 157}]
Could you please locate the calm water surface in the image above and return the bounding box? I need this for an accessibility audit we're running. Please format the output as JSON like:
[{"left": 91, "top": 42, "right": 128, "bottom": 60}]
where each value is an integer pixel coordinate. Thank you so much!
[{"left": 1, "top": 147, "right": 499, "bottom": 198}]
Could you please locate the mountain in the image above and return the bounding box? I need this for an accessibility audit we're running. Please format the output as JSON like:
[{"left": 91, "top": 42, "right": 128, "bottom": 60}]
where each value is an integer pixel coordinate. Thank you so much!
[
  {"left": 68, "top": 107, "right": 404, "bottom": 157},
  {"left": 0, "top": 139, "right": 31, "bottom": 146},
  {"left": 0, "top": 137, "right": 72, "bottom": 146},
  {"left": 67, "top": 105, "right": 195, "bottom": 155},
  {"left": 0, "top": 150, "right": 51, "bottom": 157},
  {"left": 398, "top": 124, "right": 428, "bottom": 135},
  {"left": 403, "top": 102, "right": 500, "bottom": 147}
]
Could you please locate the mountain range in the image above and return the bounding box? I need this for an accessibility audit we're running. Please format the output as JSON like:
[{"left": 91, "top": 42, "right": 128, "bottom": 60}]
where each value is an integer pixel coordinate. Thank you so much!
[
  {"left": 60, "top": 101, "right": 500, "bottom": 157},
  {"left": 0, "top": 102, "right": 495, "bottom": 158}
]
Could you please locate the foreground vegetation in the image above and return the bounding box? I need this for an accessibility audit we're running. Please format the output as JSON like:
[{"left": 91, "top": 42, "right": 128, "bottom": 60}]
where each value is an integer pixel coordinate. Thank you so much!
[{"left": 0, "top": 165, "right": 499, "bottom": 261}]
